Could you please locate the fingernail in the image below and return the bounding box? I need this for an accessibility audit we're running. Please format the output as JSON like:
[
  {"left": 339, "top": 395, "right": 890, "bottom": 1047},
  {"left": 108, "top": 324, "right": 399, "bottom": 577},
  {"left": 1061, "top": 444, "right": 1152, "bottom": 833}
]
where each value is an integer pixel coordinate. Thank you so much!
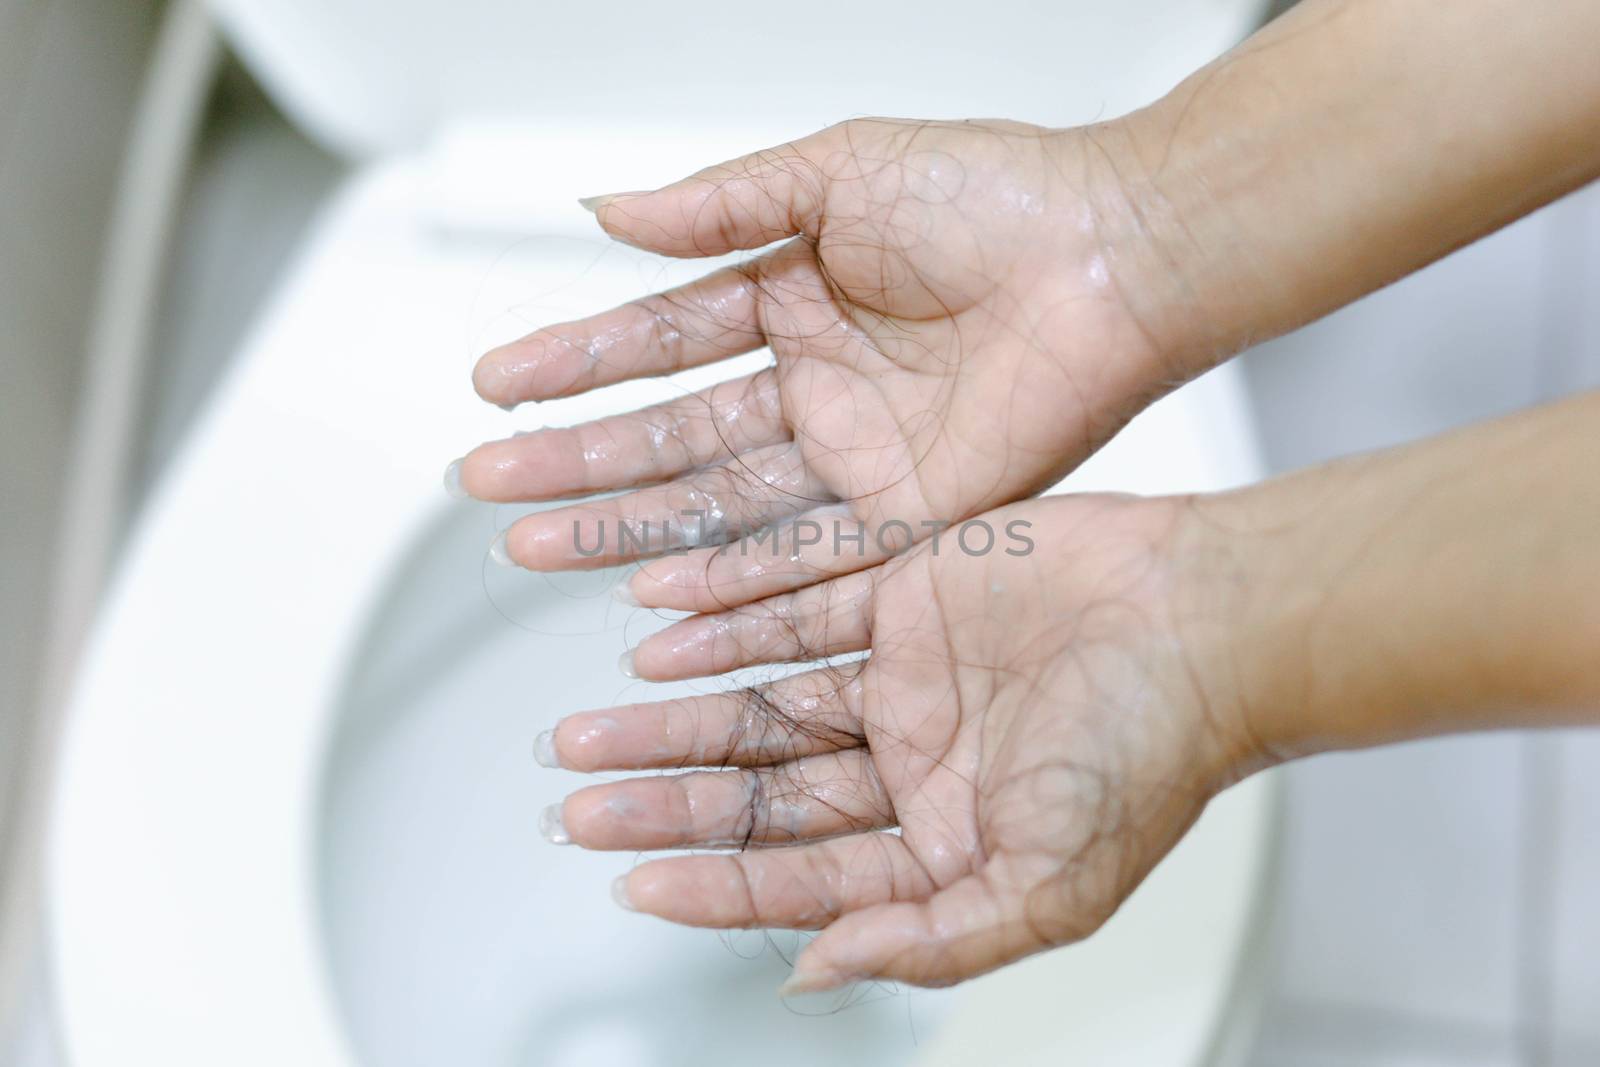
[
  {"left": 777, "top": 950, "right": 855, "bottom": 998},
  {"left": 777, "top": 972, "right": 856, "bottom": 1002},
  {"left": 533, "top": 729, "right": 560, "bottom": 768},
  {"left": 489, "top": 530, "right": 516, "bottom": 567},
  {"left": 612, "top": 577, "right": 640, "bottom": 606},
  {"left": 611, "top": 874, "right": 635, "bottom": 910},
  {"left": 443, "top": 458, "right": 468, "bottom": 498},
  {"left": 618, "top": 649, "right": 638, "bottom": 678},
  {"left": 577, "top": 190, "right": 649, "bottom": 213},
  {"left": 539, "top": 803, "right": 570, "bottom": 845}
]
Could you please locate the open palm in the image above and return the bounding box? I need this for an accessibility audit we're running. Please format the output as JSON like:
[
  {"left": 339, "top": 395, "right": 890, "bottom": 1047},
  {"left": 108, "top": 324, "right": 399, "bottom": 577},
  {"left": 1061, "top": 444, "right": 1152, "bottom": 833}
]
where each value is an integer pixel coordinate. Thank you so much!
[
  {"left": 538, "top": 495, "right": 1248, "bottom": 990},
  {"left": 457, "top": 118, "right": 1169, "bottom": 613}
]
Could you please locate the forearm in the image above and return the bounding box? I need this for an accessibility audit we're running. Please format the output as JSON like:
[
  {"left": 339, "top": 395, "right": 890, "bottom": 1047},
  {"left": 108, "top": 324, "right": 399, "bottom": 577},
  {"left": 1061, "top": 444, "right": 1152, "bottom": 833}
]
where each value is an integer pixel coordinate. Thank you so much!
[
  {"left": 1093, "top": 0, "right": 1600, "bottom": 369},
  {"left": 1197, "top": 389, "right": 1600, "bottom": 763}
]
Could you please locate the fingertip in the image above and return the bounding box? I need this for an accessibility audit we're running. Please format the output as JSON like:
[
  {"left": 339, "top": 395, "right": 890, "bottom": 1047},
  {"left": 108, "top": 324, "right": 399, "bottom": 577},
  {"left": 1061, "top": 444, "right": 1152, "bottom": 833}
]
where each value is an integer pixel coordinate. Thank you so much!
[
  {"left": 582, "top": 174, "right": 767, "bottom": 259},
  {"left": 779, "top": 937, "right": 861, "bottom": 1001},
  {"left": 629, "top": 602, "right": 762, "bottom": 679},
  {"left": 578, "top": 190, "right": 652, "bottom": 214},
  {"left": 452, "top": 442, "right": 516, "bottom": 502},
  {"left": 453, "top": 447, "right": 511, "bottom": 502},
  {"left": 471, "top": 342, "right": 523, "bottom": 408},
  {"left": 543, "top": 711, "right": 614, "bottom": 773},
  {"left": 626, "top": 561, "right": 730, "bottom": 614},
  {"left": 579, "top": 190, "right": 659, "bottom": 251},
  {"left": 611, "top": 574, "right": 641, "bottom": 607},
  {"left": 560, "top": 780, "right": 669, "bottom": 850},
  {"left": 624, "top": 612, "right": 712, "bottom": 678},
  {"left": 777, "top": 970, "right": 854, "bottom": 1001},
  {"left": 617, "top": 857, "right": 673, "bottom": 915},
  {"left": 498, "top": 513, "right": 588, "bottom": 571},
  {"left": 624, "top": 631, "right": 687, "bottom": 681},
  {"left": 553, "top": 787, "right": 598, "bottom": 847},
  {"left": 630, "top": 559, "right": 706, "bottom": 612},
  {"left": 474, "top": 333, "right": 580, "bottom": 408}
]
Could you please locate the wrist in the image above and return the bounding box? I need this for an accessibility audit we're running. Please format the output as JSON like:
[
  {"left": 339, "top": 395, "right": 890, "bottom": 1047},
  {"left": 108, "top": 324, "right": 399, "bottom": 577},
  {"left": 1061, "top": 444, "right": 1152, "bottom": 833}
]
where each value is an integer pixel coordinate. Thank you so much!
[
  {"left": 1157, "top": 493, "right": 1292, "bottom": 785},
  {"left": 1176, "top": 395, "right": 1600, "bottom": 769},
  {"left": 1081, "top": 0, "right": 1600, "bottom": 386},
  {"left": 1057, "top": 112, "right": 1248, "bottom": 384},
  {"left": 1174, "top": 457, "right": 1465, "bottom": 771},
  {"left": 1166, "top": 464, "right": 1454, "bottom": 777}
]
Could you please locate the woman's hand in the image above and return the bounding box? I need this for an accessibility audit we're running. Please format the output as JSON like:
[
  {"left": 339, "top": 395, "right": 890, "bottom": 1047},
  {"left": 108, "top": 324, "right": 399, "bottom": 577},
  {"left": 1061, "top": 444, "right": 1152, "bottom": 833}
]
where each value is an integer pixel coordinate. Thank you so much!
[
  {"left": 535, "top": 493, "right": 1255, "bottom": 991},
  {"left": 452, "top": 0, "right": 1600, "bottom": 615},
  {"left": 454, "top": 118, "right": 1177, "bottom": 613},
  {"left": 531, "top": 386, "right": 1600, "bottom": 993}
]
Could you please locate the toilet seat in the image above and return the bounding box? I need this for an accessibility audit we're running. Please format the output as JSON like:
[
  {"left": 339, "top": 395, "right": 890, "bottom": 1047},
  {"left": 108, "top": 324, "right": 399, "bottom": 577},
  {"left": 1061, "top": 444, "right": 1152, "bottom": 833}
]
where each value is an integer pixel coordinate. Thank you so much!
[{"left": 48, "top": 2, "right": 1275, "bottom": 1064}]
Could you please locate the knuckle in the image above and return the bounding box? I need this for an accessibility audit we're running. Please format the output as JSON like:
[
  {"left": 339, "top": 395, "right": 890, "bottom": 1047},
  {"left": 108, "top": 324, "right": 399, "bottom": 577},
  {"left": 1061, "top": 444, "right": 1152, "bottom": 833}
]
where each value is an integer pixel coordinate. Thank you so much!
[
  {"left": 633, "top": 293, "right": 686, "bottom": 368},
  {"left": 741, "top": 768, "right": 772, "bottom": 844}
]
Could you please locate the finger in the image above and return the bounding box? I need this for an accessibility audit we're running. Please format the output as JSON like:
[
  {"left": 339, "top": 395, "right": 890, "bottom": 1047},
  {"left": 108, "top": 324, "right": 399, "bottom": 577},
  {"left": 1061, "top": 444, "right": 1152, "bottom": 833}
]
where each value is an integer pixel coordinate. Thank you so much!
[
  {"left": 783, "top": 861, "right": 1057, "bottom": 992},
  {"left": 554, "top": 750, "right": 893, "bottom": 851},
  {"left": 614, "top": 831, "right": 938, "bottom": 930},
  {"left": 539, "top": 662, "right": 866, "bottom": 772},
  {"left": 500, "top": 443, "right": 831, "bottom": 570},
  {"left": 473, "top": 262, "right": 765, "bottom": 408},
  {"left": 627, "top": 570, "right": 877, "bottom": 681},
  {"left": 626, "top": 503, "right": 902, "bottom": 613},
  {"left": 583, "top": 125, "right": 845, "bottom": 258},
  {"left": 457, "top": 368, "right": 789, "bottom": 502}
]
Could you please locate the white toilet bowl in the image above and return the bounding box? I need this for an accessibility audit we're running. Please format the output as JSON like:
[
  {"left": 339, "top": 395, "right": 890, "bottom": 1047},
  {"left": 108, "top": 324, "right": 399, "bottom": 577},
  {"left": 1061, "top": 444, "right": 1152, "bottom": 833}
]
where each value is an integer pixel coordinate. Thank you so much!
[{"left": 48, "top": 3, "right": 1276, "bottom": 1064}]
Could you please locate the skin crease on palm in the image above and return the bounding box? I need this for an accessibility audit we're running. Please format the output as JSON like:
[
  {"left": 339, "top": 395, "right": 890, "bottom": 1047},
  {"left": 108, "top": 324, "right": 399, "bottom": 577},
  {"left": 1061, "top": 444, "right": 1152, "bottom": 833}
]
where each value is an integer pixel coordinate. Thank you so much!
[{"left": 443, "top": 0, "right": 1600, "bottom": 998}]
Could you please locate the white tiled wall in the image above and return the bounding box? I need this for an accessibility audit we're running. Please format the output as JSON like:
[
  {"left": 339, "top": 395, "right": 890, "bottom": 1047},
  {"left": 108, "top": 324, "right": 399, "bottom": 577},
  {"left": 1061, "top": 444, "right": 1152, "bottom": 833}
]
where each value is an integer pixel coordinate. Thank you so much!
[{"left": 1240, "top": 182, "right": 1600, "bottom": 1065}]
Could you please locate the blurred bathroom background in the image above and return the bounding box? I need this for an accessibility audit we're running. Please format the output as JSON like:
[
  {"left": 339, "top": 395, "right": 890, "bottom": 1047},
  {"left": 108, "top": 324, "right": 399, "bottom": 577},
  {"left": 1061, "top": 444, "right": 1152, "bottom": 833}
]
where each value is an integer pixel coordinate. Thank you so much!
[{"left": 1, "top": 0, "right": 1597, "bottom": 1064}]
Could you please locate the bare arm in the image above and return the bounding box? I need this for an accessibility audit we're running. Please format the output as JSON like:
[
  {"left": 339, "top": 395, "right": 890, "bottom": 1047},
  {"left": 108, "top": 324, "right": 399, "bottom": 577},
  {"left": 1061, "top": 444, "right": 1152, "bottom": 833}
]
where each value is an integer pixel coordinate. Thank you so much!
[
  {"left": 1098, "top": 0, "right": 1600, "bottom": 368},
  {"left": 1198, "top": 388, "right": 1600, "bottom": 767}
]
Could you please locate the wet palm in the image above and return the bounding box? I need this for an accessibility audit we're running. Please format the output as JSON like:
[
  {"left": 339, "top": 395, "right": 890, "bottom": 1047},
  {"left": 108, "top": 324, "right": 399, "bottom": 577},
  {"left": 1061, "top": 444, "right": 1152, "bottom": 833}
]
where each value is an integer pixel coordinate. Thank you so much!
[
  {"left": 541, "top": 495, "right": 1247, "bottom": 990},
  {"left": 458, "top": 118, "right": 1170, "bottom": 613}
]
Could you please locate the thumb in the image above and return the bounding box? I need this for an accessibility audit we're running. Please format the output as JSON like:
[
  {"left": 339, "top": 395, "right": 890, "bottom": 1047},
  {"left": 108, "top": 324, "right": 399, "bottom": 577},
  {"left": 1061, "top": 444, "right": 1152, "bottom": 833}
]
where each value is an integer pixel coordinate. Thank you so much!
[
  {"left": 580, "top": 127, "right": 839, "bottom": 258},
  {"left": 779, "top": 866, "right": 1079, "bottom": 994}
]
